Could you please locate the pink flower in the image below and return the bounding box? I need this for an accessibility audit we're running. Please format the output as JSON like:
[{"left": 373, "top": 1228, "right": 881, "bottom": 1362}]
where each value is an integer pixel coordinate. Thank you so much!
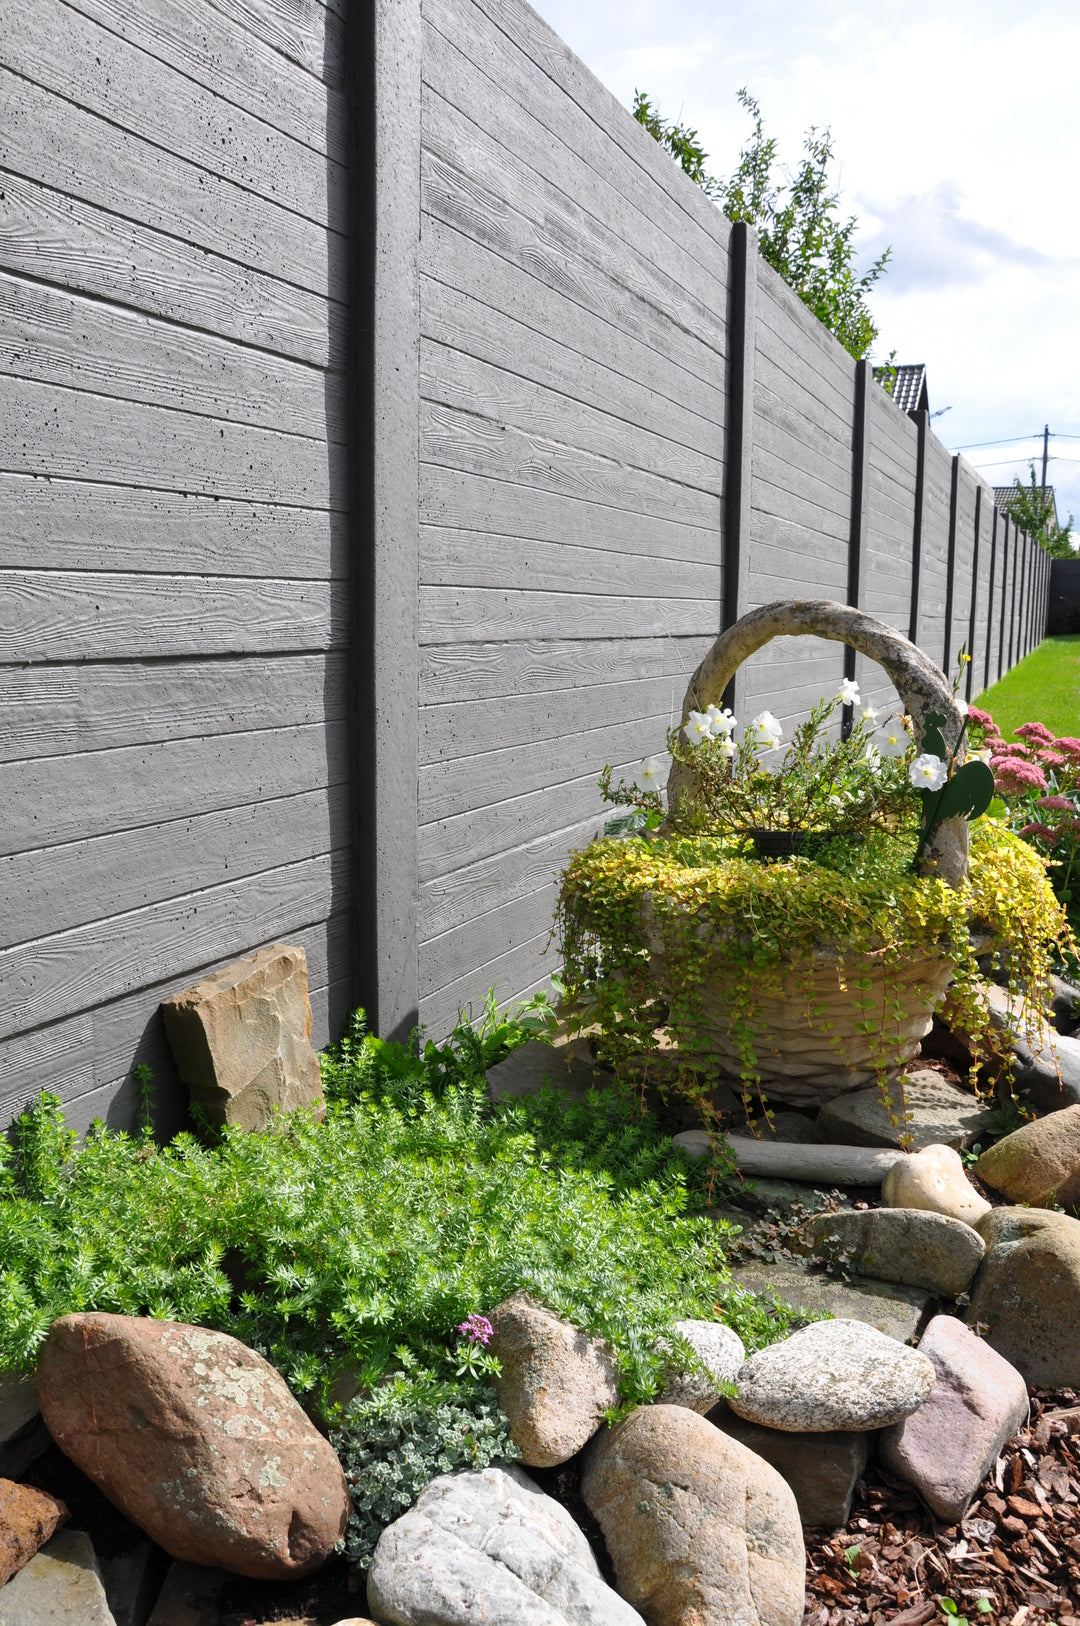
[
  {"left": 457, "top": 1313, "right": 494, "bottom": 1346},
  {"left": 1054, "top": 738, "right": 1080, "bottom": 759},
  {"left": 1016, "top": 722, "right": 1056, "bottom": 745},
  {"left": 1036, "top": 750, "right": 1067, "bottom": 769},
  {"left": 994, "top": 757, "right": 1048, "bottom": 796},
  {"left": 967, "top": 706, "right": 995, "bottom": 730},
  {"left": 1038, "top": 795, "right": 1074, "bottom": 812},
  {"left": 1020, "top": 822, "right": 1059, "bottom": 843}
]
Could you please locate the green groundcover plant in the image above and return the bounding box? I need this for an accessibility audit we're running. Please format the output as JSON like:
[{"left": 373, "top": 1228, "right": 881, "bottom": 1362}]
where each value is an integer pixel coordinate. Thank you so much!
[{"left": 0, "top": 999, "right": 799, "bottom": 1563}]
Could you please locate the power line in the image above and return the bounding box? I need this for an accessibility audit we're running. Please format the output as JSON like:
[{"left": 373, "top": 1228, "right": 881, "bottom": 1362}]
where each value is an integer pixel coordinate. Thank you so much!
[{"left": 952, "top": 431, "right": 1080, "bottom": 451}]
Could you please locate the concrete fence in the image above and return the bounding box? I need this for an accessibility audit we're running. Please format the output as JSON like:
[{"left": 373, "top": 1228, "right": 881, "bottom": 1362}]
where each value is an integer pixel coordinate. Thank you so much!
[{"left": 0, "top": 0, "right": 1049, "bottom": 1132}]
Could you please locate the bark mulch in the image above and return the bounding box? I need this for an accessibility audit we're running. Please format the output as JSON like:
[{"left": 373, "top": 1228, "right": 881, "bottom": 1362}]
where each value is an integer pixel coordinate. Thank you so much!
[{"left": 803, "top": 1389, "right": 1080, "bottom": 1626}]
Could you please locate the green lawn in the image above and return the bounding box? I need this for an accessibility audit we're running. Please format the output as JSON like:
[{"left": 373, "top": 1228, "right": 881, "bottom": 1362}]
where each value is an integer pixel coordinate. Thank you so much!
[{"left": 975, "top": 636, "right": 1080, "bottom": 741}]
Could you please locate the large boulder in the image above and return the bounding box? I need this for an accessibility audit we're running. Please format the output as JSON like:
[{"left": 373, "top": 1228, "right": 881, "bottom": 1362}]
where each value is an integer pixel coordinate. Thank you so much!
[
  {"left": 730, "top": 1319, "right": 935, "bottom": 1433},
  {"left": 879, "top": 1315, "right": 1028, "bottom": 1523},
  {"left": 817, "top": 1071, "right": 991, "bottom": 1151},
  {"left": 656, "top": 1319, "right": 745, "bottom": 1413},
  {"left": 709, "top": 1403, "right": 869, "bottom": 1529},
  {"left": 974, "top": 1104, "right": 1080, "bottom": 1207},
  {"left": 487, "top": 1292, "right": 619, "bottom": 1467},
  {"left": 367, "top": 1463, "right": 644, "bottom": 1626},
  {"left": 807, "top": 1207, "right": 985, "bottom": 1296},
  {"left": 880, "top": 1143, "right": 991, "bottom": 1227},
  {"left": 35, "top": 1313, "right": 349, "bottom": 1578},
  {"left": 582, "top": 1404, "right": 804, "bottom": 1626},
  {"left": 967, "top": 1207, "right": 1080, "bottom": 1386},
  {"left": 162, "top": 944, "right": 324, "bottom": 1130},
  {"left": 0, "top": 1477, "right": 67, "bottom": 1586}
]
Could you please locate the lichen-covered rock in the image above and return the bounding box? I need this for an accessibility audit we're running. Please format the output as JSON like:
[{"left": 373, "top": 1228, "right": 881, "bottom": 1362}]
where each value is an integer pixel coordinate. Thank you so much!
[
  {"left": 582, "top": 1404, "right": 804, "bottom": 1626},
  {"left": 162, "top": 944, "right": 324, "bottom": 1130},
  {"left": 657, "top": 1319, "right": 745, "bottom": 1413},
  {"left": 487, "top": 1292, "right": 619, "bottom": 1467},
  {"left": 880, "top": 1143, "right": 991, "bottom": 1227},
  {"left": 967, "top": 1207, "right": 1080, "bottom": 1386},
  {"left": 367, "top": 1463, "right": 644, "bottom": 1626},
  {"left": 879, "top": 1315, "right": 1028, "bottom": 1522},
  {"left": 0, "top": 1477, "right": 68, "bottom": 1586},
  {"left": 730, "top": 1319, "right": 935, "bottom": 1433},
  {"left": 807, "top": 1207, "right": 985, "bottom": 1296},
  {"left": 975, "top": 1104, "right": 1080, "bottom": 1208},
  {"left": 35, "top": 1313, "right": 349, "bottom": 1578}
]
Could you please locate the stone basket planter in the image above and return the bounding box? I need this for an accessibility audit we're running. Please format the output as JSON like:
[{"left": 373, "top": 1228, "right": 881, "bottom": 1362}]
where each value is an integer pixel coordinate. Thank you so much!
[{"left": 654, "top": 599, "right": 969, "bottom": 1105}]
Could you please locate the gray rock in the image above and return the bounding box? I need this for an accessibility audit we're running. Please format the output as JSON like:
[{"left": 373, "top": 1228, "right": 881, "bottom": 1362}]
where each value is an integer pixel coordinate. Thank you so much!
[
  {"left": 975, "top": 1104, "right": 1080, "bottom": 1207},
  {"left": 729, "top": 1259, "right": 933, "bottom": 1344},
  {"left": 879, "top": 1315, "right": 1028, "bottom": 1523},
  {"left": 488, "top": 1293, "right": 619, "bottom": 1467},
  {"left": 817, "top": 1071, "right": 992, "bottom": 1151},
  {"left": 367, "top": 1463, "right": 644, "bottom": 1626},
  {"left": 975, "top": 983, "right": 1080, "bottom": 1110},
  {"left": 144, "top": 1563, "right": 228, "bottom": 1626},
  {"left": 731, "top": 1318, "right": 936, "bottom": 1432},
  {"left": 807, "top": 1207, "right": 985, "bottom": 1296},
  {"left": 709, "top": 1401, "right": 870, "bottom": 1529},
  {"left": 728, "top": 1111, "right": 821, "bottom": 1143},
  {"left": 485, "top": 1037, "right": 613, "bottom": 1103},
  {"left": 968, "top": 1207, "right": 1080, "bottom": 1387},
  {"left": 0, "top": 1529, "right": 117, "bottom": 1625},
  {"left": 1050, "top": 975, "right": 1080, "bottom": 1035},
  {"left": 656, "top": 1319, "right": 745, "bottom": 1412},
  {"left": 101, "top": 1541, "right": 169, "bottom": 1626},
  {"left": 161, "top": 945, "right": 324, "bottom": 1130},
  {"left": 0, "top": 1372, "right": 49, "bottom": 1480},
  {"left": 582, "top": 1404, "right": 804, "bottom": 1626}
]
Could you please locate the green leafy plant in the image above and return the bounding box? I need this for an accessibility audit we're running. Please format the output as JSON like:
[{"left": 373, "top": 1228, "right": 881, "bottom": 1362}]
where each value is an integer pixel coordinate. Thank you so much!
[
  {"left": 633, "top": 87, "right": 890, "bottom": 359},
  {"left": 999, "top": 466, "right": 1074, "bottom": 559}
]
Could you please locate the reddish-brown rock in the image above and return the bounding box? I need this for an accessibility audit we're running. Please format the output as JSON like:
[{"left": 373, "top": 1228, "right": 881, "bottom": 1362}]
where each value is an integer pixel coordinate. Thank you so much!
[
  {"left": 0, "top": 1477, "right": 67, "bottom": 1586},
  {"left": 35, "top": 1314, "right": 349, "bottom": 1579}
]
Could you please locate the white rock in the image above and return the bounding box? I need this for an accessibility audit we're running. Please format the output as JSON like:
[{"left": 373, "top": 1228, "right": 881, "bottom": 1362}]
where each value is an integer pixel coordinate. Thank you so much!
[
  {"left": 880, "top": 1143, "right": 991, "bottom": 1226},
  {"left": 730, "top": 1318, "right": 936, "bottom": 1432},
  {"left": 657, "top": 1319, "right": 745, "bottom": 1412},
  {"left": 367, "top": 1464, "right": 645, "bottom": 1626}
]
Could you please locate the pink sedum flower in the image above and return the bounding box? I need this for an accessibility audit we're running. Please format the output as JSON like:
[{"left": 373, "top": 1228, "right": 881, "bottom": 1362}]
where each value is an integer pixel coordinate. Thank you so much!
[
  {"left": 1036, "top": 750, "right": 1067, "bottom": 769},
  {"left": 1020, "top": 822, "right": 1059, "bottom": 843},
  {"left": 993, "top": 757, "right": 1048, "bottom": 797},
  {"left": 967, "top": 706, "right": 995, "bottom": 730},
  {"left": 1053, "top": 738, "right": 1080, "bottom": 760},
  {"left": 1015, "top": 722, "right": 1056, "bottom": 745},
  {"left": 1038, "top": 795, "right": 1074, "bottom": 812}
]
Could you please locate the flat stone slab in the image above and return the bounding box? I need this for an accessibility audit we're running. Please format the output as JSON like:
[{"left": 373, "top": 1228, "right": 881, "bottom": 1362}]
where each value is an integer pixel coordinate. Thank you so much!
[
  {"left": 485, "top": 1037, "right": 613, "bottom": 1102},
  {"left": 817, "top": 1071, "right": 993, "bottom": 1150},
  {"left": 0, "top": 1528, "right": 117, "bottom": 1625},
  {"left": 729, "top": 1258, "right": 933, "bottom": 1344},
  {"left": 731, "top": 1318, "right": 936, "bottom": 1432},
  {"left": 806, "top": 1207, "right": 985, "bottom": 1296}
]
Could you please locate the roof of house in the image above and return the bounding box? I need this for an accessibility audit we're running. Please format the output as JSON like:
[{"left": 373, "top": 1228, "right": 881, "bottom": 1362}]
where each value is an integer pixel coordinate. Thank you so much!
[
  {"left": 872, "top": 362, "right": 929, "bottom": 415},
  {"left": 993, "top": 484, "right": 1060, "bottom": 529}
]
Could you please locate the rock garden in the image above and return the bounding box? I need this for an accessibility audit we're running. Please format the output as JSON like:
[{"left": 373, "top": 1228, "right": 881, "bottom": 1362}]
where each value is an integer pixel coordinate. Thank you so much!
[{"left": 5, "top": 601, "right": 1080, "bottom": 1626}]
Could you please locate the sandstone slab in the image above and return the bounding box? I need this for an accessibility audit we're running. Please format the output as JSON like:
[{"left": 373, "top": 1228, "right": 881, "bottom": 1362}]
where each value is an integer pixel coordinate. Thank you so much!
[
  {"left": 582, "top": 1404, "right": 804, "bottom": 1626},
  {"left": 879, "top": 1315, "right": 1028, "bottom": 1523},
  {"left": 657, "top": 1319, "right": 745, "bottom": 1412},
  {"left": 807, "top": 1207, "right": 985, "bottom": 1296},
  {"left": 729, "top": 1259, "right": 932, "bottom": 1344},
  {"left": 162, "top": 945, "right": 323, "bottom": 1130},
  {"left": 35, "top": 1313, "right": 349, "bottom": 1579},
  {"left": 488, "top": 1292, "right": 619, "bottom": 1467},
  {"left": 367, "top": 1463, "right": 644, "bottom": 1626},
  {"left": 967, "top": 1207, "right": 1080, "bottom": 1387},
  {"left": 731, "top": 1319, "right": 935, "bottom": 1433},
  {"left": 0, "top": 1528, "right": 117, "bottom": 1625},
  {"left": 880, "top": 1143, "right": 991, "bottom": 1227},
  {"left": 0, "top": 1477, "right": 67, "bottom": 1586},
  {"left": 817, "top": 1071, "right": 991, "bottom": 1151},
  {"left": 709, "top": 1401, "right": 869, "bottom": 1529},
  {"left": 975, "top": 1103, "right": 1080, "bottom": 1207}
]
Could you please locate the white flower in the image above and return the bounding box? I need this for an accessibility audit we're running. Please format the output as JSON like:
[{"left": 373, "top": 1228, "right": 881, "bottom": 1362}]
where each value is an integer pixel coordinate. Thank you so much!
[
  {"left": 717, "top": 735, "right": 736, "bottom": 759},
  {"left": 705, "top": 704, "right": 737, "bottom": 737},
  {"left": 837, "top": 677, "right": 861, "bottom": 707},
  {"left": 861, "top": 704, "right": 879, "bottom": 725},
  {"left": 684, "top": 710, "right": 712, "bottom": 747},
  {"left": 877, "top": 718, "right": 909, "bottom": 757},
  {"left": 637, "top": 755, "right": 665, "bottom": 792},
  {"left": 860, "top": 744, "right": 882, "bottom": 774},
  {"left": 750, "top": 710, "right": 783, "bottom": 754},
  {"left": 909, "top": 753, "right": 948, "bottom": 792},
  {"left": 956, "top": 698, "right": 969, "bottom": 717}
]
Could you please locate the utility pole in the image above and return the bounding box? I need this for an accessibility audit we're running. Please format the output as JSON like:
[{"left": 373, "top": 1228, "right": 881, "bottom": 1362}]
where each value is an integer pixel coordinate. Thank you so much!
[{"left": 1042, "top": 424, "right": 1050, "bottom": 490}]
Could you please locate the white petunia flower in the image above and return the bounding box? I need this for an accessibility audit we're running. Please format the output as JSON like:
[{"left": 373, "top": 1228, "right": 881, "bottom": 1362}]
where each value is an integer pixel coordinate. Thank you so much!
[
  {"left": 717, "top": 735, "right": 736, "bottom": 759},
  {"left": 956, "top": 698, "right": 969, "bottom": 717},
  {"left": 861, "top": 704, "right": 879, "bottom": 725},
  {"left": 837, "top": 677, "right": 861, "bottom": 707},
  {"left": 684, "top": 710, "right": 713, "bottom": 747},
  {"left": 750, "top": 710, "right": 783, "bottom": 754},
  {"left": 876, "top": 718, "right": 909, "bottom": 758},
  {"left": 909, "top": 753, "right": 948, "bottom": 792},
  {"left": 637, "top": 755, "right": 666, "bottom": 792},
  {"left": 860, "top": 744, "right": 882, "bottom": 774},
  {"left": 705, "top": 704, "right": 737, "bottom": 737}
]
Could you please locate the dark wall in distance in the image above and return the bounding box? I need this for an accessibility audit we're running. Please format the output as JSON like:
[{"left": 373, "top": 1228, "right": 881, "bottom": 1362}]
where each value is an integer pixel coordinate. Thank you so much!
[{"left": 1048, "top": 560, "right": 1080, "bottom": 635}]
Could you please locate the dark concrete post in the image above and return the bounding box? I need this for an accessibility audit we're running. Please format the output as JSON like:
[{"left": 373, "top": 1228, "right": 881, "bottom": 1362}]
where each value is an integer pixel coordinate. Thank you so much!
[
  {"left": 966, "top": 485, "right": 982, "bottom": 701},
  {"left": 942, "top": 455, "right": 960, "bottom": 676},
  {"left": 722, "top": 221, "right": 757, "bottom": 716},
  {"left": 908, "top": 409, "right": 928, "bottom": 647}
]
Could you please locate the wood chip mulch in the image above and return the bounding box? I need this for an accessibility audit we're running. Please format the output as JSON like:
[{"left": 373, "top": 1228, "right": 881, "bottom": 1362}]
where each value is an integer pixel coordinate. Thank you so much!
[{"left": 803, "top": 1389, "right": 1080, "bottom": 1625}]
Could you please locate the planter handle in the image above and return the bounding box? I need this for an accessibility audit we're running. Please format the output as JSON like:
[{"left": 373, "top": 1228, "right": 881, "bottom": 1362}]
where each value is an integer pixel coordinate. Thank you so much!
[{"left": 667, "top": 599, "right": 970, "bottom": 885}]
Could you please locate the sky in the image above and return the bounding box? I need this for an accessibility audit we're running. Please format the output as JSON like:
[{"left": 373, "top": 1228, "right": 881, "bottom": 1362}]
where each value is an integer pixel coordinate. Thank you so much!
[{"left": 528, "top": 0, "right": 1080, "bottom": 535}]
